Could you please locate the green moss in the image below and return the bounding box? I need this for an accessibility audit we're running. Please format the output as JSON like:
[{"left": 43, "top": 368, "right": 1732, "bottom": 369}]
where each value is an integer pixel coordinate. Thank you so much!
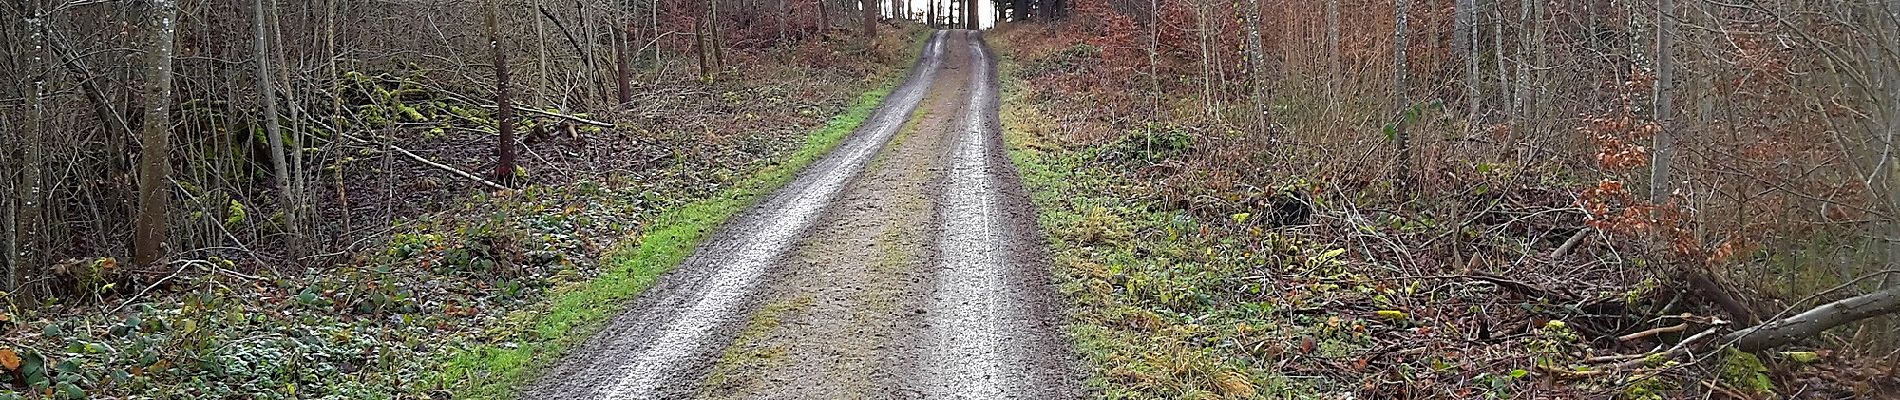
[
  {"left": 1720, "top": 348, "right": 1776, "bottom": 395},
  {"left": 1618, "top": 373, "right": 1674, "bottom": 400},
  {"left": 433, "top": 85, "right": 897, "bottom": 399}
]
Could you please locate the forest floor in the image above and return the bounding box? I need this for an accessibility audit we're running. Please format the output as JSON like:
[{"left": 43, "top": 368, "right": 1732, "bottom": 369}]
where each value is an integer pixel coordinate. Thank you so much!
[
  {"left": 988, "top": 22, "right": 1893, "bottom": 400},
  {"left": 527, "top": 30, "right": 1082, "bottom": 400},
  {"left": 0, "top": 27, "right": 926, "bottom": 400}
]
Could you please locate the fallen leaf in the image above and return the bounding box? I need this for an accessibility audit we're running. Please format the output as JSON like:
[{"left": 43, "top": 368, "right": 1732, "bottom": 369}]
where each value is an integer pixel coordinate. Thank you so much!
[
  {"left": 0, "top": 348, "right": 18, "bottom": 371},
  {"left": 1214, "top": 370, "right": 1256, "bottom": 398}
]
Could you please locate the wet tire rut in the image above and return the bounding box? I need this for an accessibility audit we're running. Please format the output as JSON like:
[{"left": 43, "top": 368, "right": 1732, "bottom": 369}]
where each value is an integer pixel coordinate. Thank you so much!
[{"left": 527, "top": 30, "right": 1079, "bottom": 400}]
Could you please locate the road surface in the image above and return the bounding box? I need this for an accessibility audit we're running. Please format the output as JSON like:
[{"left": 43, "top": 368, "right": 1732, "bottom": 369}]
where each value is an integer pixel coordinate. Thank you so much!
[{"left": 525, "top": 30, "right": 1079, "bottom": 400}]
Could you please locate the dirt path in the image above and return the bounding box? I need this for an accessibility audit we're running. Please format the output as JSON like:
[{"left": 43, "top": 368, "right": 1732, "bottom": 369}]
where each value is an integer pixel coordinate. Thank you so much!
[{"left": 526, "top": 30, "right": 1078, "bottom": 399}]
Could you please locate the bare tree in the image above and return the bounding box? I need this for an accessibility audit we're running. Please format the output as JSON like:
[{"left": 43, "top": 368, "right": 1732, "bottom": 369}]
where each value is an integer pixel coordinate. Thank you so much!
[
  {"left": 12, "top": 0, "right": 48, "bottom": 292},
  {"left": 1648, "top": 0, "right": 1676, "bottom": 202},
  {"left": 1392, "top": 0, "right": 1411, "bottom": 186},
  {"left": 616, "top": 0, "right": 633, "bottom": 105},
  {"left": 488, "top": 0, "right": 518, "bottom": 187},
  {"left": 963, "top": 0, "right": 975, "bottom": 29},
  {"left": 1325, "top": 0, "right": 1339, "bottom": 115},
  {"left": 135, "top": 0, "right": 181, "bottom": 268},
  {"left": 695, "top": 15, "right": 712, "bottom": 80},
  {"left": 1457, "top": 0, "right": 1478, "bottom": 121},
  {"left": 862, "top": 0, "right": 874, "bottom": 40},
  {"left": 253, "top": 0, "right": 301, "bottom": 260},
  {"left": 1241, "top": 0, "right": 1268, "bottom": 129}
]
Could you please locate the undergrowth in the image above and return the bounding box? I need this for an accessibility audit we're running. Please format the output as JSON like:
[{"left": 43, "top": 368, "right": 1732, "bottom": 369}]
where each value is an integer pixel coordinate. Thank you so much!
[{"left": 0, "top": 26, "right": 925, "bottom": 400}]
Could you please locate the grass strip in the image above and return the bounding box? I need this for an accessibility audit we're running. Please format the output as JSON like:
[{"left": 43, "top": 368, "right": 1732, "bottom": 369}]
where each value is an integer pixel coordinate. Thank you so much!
[{"left": 439, "top": 85, "right": 895, "bottom": 398}]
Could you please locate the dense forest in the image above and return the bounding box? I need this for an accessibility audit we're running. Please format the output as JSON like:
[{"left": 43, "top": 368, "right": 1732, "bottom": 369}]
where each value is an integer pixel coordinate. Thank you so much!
[{"left": 3, "top": 0, "right": 1898, "bottom": 398}]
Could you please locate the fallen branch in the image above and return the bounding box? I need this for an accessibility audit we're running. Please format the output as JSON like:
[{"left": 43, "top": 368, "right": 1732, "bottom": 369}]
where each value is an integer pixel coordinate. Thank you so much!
[
  {"left": 1617, "top": 321, "right": 1689, "bottom": 342},
  {"left": 296, "top": 105, "right": 512, "bottom": 191},
  {"left": 1549, "top": 227, "right": 1590, "bottom": 258},
  {"left": 509, "top": 106, "right": 615, "bottom": 128},
  {"left": 335, "top": 131, "right": 511, "bottom": 191},
  {"left": 401, "top": 80, "right": 616, "bottom": 128},
  {"left": 1720, "top": 284, "right": 1900, "bottom": 352},
  {"left": 1615, "top": 324, "right": 1725, "bottom": 369}
]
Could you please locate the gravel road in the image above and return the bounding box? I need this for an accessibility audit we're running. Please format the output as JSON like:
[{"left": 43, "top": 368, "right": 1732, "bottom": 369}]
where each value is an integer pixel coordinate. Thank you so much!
[{"left": 526, "top": 30, "right": 1079, "bottom": 400}]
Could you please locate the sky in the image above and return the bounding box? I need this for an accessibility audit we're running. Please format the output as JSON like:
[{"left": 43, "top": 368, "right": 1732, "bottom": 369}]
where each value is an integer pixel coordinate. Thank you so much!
[{"left": 889, "top": 0, "right": 999, "bottom": 29}]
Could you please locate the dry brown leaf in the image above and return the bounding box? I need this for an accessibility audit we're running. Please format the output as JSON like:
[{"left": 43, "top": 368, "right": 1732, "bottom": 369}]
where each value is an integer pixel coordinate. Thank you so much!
[
  {"left": 1214, "top": 370, "right": 1256, "bottom": 399},
  {"left": 0, "top": 348, "right": 19, "bottom": 371}
]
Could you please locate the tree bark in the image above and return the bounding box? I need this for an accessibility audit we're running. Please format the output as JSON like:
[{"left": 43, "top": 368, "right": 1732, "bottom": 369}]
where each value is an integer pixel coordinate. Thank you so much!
[
  {"left": 135, "top": 0, "right": 181, "bottom": 268},
  {"left": 963, "top": 0, "right": 975, "bottom": 29},
  {"left": 616, "top": 1, "right": 633, "bottom": 105},
  {"left": 1325, "top": 0, "right": 1339, "bottom": 114},
  {"left": 694, "top": 16, "right": 711, "bottom": 80},
  {"left": 1723, "top": 285, "right": 1900, "bottom": 352},
  {"left": 1241, "top": 0, "right": 1269, "bottom": 129},
  {"left": 13, "top": 0, "right": 48, "bottom": 292},
  {"left": 488, "top": 0, "right": 518, "bottom": 187},
  {"left": 1393, "top": 0, "right": 1412, "bottom": 186},
  {"left": 1458, "top": 0, "right": 1479, "bottom": 121},
  {"left": 709, "top": 0, "right": 726, "bottom": 70},
  {"left": 254, "top": 0, "right": 301, "bottom": 259},
  {"left": 1649, "top": 0, "right": 1676, "bottom": 202}
]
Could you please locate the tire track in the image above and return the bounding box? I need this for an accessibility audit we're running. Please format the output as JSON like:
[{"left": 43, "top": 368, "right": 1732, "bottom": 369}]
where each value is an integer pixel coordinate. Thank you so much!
[
  {"left": 525, "top": 31, "right": 948, "bottom": 400},
  {"left": 912, "top": 30, "right": 1081, "bottom": 399}
]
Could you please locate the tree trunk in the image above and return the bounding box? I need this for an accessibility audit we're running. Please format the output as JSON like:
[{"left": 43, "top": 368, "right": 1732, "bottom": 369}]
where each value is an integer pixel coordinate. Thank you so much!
[
  {"left": 488, "top": 0, "right": 518, "bottom": 187},
  {"left": 1458, "top": 0, "right": 1479, "bottom": 121},
  {"left": 1492, "top": 5, "right": 1507, "bottom": 124},
  {"left": 710, "top": 0, "right": 727, "bottom": 70},
  {"left": 1146, "top": 0, "right": 1159, "bottom": 116},
  {"left": 694, "top": 17, "right": 712, "bottom": 80},
  {"left": 616, "top": 1, "right": 633, "bottom": 105},
  {"left": 1013, "top": 0, "right": 1027, "bottom": 22},
  {"left": 1723, "top": 285, "right": 1900, "bottom": 352},
  {"left": 1882, "top": 0, "right": 1900, "bottom": 293},
  {"left": 1195, "top": 0, "right": 1217, "bottom": 119},
  {"left": 1241, "top": 0, "right": 1269, "bottom": 129},
  {"left": 13, "top": 0, "right": 48, "bottom": 292},
  {"left": 820, "top": 0, "right": 831, "bottom": 30},
  {"left": 254, "top": 0, "right": 301, "bottom": 260},
  {"left": 135, "top": 0, "right": 181, "bottom": 268},
  {"left": 1326, "top": 0, "right": 1339, "bottom": 115},
  {"left": 1649, "top": 0, "right": 1676, "bottom": 202},
  {"left": 1393, "top": 0, "right": 1412, "bottom": 186},
  {"left": 964, "top": 0, "right": 976, "bottom": 29}
]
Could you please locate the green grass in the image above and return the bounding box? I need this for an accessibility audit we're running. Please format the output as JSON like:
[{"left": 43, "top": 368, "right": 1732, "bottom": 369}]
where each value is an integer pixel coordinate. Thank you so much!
[
  {"left": 436, "top": 86, "right": 895, "bottom": 398},
  {"left": 998, "top": 57, "right": 1329, "bottom": 399}
]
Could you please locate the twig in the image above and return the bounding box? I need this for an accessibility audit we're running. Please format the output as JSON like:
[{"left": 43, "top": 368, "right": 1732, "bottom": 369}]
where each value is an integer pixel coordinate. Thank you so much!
[
  {"left": 1549, "top": 227, "right": 1590, "bottom": 258},
  {"left": 1613, "top": 324, "right": 1725, "bottom": 369},
  {"left": 109, "top": 260, "right": 196, "bottom": 315},
  {"left": 1617, "top": 322, "right": 1688, "bottom": 342},
  {"left": 338, "top": 132, "right": 511, "bottom": 191}
]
